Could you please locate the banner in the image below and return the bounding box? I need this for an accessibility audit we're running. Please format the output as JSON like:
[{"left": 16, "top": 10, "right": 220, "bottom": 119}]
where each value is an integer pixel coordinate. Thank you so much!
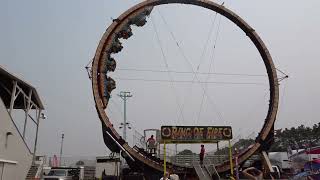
[{"left": 161, "top": 126, "right": 232, "bottom": 144}]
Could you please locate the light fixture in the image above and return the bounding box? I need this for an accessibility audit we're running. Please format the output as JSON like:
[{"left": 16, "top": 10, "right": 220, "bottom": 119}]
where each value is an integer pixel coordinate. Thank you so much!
[
  {"left": 40, "top": 113, "right": 46, "bottom": 119},
  {"left": 5, "top": 132, "right": 13, "bottom": 148},
  {"left": 6, "top": 132, "right": 13, "bottom": 136}
]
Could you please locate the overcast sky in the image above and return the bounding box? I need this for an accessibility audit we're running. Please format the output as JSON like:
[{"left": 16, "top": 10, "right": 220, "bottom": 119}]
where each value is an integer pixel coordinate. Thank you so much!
[{"left": 1, "top": 0, "right": 320, "bottom": 157}]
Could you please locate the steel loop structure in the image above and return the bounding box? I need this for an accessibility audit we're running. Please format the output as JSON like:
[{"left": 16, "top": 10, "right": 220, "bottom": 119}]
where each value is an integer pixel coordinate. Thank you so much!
[{"left": 90, "top": 0, "right": 279, "bottom": 177}]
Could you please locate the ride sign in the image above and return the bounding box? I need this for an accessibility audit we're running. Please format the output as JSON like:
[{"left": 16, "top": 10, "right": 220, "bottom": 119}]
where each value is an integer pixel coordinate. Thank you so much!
[{"left": 161, "top": 126, "right": 232, "bottom": 144}]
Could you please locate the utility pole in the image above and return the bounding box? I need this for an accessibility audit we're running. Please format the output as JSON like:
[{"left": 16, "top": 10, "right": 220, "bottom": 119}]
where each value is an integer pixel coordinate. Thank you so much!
[
  {"left": 59, "top": 133, "right": 64, "bottom": 166},
  {"left": 118, "top": 91, "right": 132, "bottom": 141}
]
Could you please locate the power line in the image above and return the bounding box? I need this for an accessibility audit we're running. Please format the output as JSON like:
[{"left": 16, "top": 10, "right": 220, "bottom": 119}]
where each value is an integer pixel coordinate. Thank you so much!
[
  {"left": 110, "top": 98, "right": 124, "bottom": 116},
  {"left": 107, "top": 100, "right": 126, "bottom": 132},
  {"left": 110, "top": 98, "right": 135, "bottom": 131},
  {"left": 113, "top": 77, "right": 266, "bottom": 85},
  {"left": 116, "top": 68, "right": 266, "bottom": 77}
]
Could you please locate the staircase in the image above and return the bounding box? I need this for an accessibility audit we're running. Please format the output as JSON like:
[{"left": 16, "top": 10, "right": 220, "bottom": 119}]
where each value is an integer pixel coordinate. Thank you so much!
[
  {"left": 194, "top": 164, "right": 212, "bottom": 180},
  {"left": 205, "top": 164, "right": 221, "bottom": 180},
  {"left": 25, "top": 164, "right": 39, "bottom": 180}
]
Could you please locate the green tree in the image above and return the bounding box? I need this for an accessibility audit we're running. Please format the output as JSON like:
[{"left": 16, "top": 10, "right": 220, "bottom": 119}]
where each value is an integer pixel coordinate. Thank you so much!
[{"left": 270, "top": 123, "right": 320, "bottom": 151}]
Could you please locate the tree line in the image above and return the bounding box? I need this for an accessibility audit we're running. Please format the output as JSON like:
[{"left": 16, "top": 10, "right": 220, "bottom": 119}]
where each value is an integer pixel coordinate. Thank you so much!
[
  {"left": 270, "top": 122, "right": 320, "bottom": 151},
  {"left": 213, "top": 123, "right": 320, "bottom": 155}
]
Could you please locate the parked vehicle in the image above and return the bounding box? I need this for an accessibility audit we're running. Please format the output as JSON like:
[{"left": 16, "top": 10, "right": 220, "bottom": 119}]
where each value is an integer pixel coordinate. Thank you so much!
[
  {"left": 269, "top": 152, "right": 291, "bottom": 170},
  {"left": 42, "top": 167, "right": 84, "bottom": 180}
]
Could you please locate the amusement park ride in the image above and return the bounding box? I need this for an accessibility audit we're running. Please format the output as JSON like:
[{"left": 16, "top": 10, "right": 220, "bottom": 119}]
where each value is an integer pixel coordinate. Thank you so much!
[{"left": 86, "top": 0, "right": 283, "bottom": 179}]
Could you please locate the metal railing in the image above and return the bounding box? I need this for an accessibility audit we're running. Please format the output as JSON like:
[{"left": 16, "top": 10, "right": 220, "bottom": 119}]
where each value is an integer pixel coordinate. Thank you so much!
[
  {"left": 46, "top": 156, "right": 97, "bottom": 167},
  {"left": 204, "top": 163, "right": 221, "bottom": 179},
  {"left": 35, "top": 156, "right": 46, "bottom": 178},
  {"left": 171, "top": 153, "right": 229, "bottom": 167},
  {"left": 132, "top": 132, "right": 230, "bottom": 168},
  {"left": 133, "top": 129, "right": 145, "bottom": 149},
  {"left": 158, "top": 151, "right": 230, "bottom": 168}
]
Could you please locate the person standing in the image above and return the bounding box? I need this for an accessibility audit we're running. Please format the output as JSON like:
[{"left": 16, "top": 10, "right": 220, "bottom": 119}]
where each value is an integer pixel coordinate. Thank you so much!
[
  {"left": 147, "top": 135, "right": 156, "bottom": 154},
  {"left": 200, "top": 145, "right": 205, "bottom": 166}
]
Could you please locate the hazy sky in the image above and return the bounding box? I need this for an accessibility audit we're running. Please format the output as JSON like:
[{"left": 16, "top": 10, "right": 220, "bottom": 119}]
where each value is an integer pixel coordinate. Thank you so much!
[{"left": 1, "top": 0, "right": 320, "bottom": 157}]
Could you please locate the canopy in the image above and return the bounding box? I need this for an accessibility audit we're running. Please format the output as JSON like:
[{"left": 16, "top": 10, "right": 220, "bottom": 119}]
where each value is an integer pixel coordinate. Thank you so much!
[
  {"left": 306, "top": 148, "right": 320, "bottom": 155},
  {"left": 0, "top": 65, "right": 44, "bottom": 110},
  {"left": 304, "top": 159, "right": 320, "bottom": 171}
]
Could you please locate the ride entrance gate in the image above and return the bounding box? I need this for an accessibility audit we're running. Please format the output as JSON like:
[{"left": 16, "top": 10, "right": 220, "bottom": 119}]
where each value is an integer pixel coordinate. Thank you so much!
[{"left": 161, "top": 126, "right": 233, "bottom": 178}]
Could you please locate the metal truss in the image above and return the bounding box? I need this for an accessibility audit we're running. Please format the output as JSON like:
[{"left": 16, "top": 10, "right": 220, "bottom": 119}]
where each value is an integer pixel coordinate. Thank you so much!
[{"left": 0, "top": 80, "right": 44, "bottom": 164}]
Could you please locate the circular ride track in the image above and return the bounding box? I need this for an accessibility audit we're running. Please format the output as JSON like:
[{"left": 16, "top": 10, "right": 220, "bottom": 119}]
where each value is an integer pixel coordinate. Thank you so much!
[{"left": 90, "top": 0, "right": 279, "bottom": 177}]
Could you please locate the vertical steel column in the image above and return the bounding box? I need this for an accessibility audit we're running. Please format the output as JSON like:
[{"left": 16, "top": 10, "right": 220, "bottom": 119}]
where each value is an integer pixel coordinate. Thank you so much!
[
  {"left": 59, "top": 133, "right": 65, "bottom": 166},
  {"left": 9, "top": 81, "right": 18, "bottom": 114},
  {"left": 118, "top": 91, "right": 132, "bottom": 141},
  {"left": 123, "top": 97, "right": 127, "bottom": 141},
  {"left": 175, "top": 144, "right": 177, "bottom": 155},
  {"left": 229, "top": 140, "right": 234, "bottom": 178},
  {"left": 163, "top": 141, "right": 166, "bottom": 177},
  {"left": 23, "top": 90, "right": 32, "bottom": 139},
  {"left": 235, "top": 156, "right": 239, "bottom": 180},
  {"left": 32, "top": 109, "right": 41, "bottom": 165},
  {"left": 217, "top": 142, "right": 220, "bottom": 163}
]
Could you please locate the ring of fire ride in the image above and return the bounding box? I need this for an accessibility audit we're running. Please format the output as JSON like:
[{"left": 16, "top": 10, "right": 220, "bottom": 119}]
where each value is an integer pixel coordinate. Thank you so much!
[{"left": 90, "top": 0, "right": 279, "bottom": 176}]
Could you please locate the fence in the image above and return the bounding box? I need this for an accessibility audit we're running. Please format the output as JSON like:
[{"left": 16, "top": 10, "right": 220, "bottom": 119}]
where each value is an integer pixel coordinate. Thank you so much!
[
  {"left": 46, "top": 156, "right": 97, "bottom": 167},
  {"left": 170, "top": 153, "right": 229, "bottom": 167}
]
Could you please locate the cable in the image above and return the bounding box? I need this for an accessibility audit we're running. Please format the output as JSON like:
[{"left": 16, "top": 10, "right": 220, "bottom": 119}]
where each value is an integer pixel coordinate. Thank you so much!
[
  {"left": 196, "top": 14, "right": 222, "bottom": 124},
  {"left": 85, "top": 59, "right": 93, "bottom": 79},
  {"left": 196, "top": 11, "right": 218, "bottom": 71},
  {"left": 117, "top": 68, "right": 266, "bottom": 77},
  {"left": 110, "top": 98, "right": 124, "bottom": 116},
  {"left": 158, "top": 8, "right": 218, "bottom": 124},
  {"left": 150, "top": 15, "right": 186, "bottom": 125},
  {"left": 106, "top": 108, "right": 122, "bottom": 130},
  {"left": 276, "top": 68, "right": 288, "bottom": 77},
  {"left": 157, "top": 9, "right": 198, "bottom": 123},
  {"left": 158, "top": 8, "right": 225, "bottom": 123},
  {"left": 276, "top": 68, "right": 289, "bottom": 82},
  {"left": 109, "top": 98, "right": 125, "bottom": 128},
  {"left": 239, "top": 89, "right": 269, "bottom": 130},
  {"left": 276, "top": 81, "right": 287, "bottom": 124},
  {"left": 85, "top": 58, "right": 93, "bottom": 69},
  {"left": 113, "top": 77, "right": 266, "bottom": 85}
]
